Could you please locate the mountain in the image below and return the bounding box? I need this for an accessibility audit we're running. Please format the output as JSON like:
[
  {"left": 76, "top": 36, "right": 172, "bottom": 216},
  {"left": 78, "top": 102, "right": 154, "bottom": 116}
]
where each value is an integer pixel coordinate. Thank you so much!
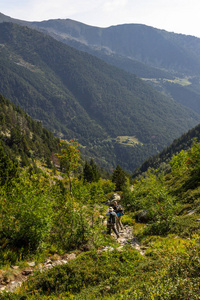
[
  {"left": 2, "top": 13, "right": 200, "bottom": 112},
  {"left": 0, "top": 21, "right": 199, "bottom": 172},
  {"left": 27, "top": 19, "right": 200, "bottom": 74},
  {"left": 16, "top": 17, "right": 200, "bottom": 115},
  {"left": 133, "top": 121, "right": 200, "bottom": 178},
  {"left": 0, "top": 93, "right": 59, "bottom": 166}
]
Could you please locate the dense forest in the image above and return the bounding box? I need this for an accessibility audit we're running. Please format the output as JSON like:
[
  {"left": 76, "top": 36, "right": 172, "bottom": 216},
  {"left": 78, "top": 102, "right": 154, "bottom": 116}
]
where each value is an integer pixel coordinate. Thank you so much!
[{"left": 0, "top": 94, "right": 59, "bottom": 167}]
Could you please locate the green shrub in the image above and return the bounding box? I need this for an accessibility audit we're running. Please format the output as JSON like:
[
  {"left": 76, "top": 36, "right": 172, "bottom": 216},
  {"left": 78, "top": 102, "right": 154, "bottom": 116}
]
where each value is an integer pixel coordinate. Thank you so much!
[
  {"left": 138, "top": 220, "right": 172, "bottom": 238},
  {"left": 169, "top": 215, "right": 200, "bottom": 237},
  {"left": 21, "top": 248, "right": 145, "bottom": 298},
  {"left": 0, "top": 175, "right": 55, "bottom": 255}
]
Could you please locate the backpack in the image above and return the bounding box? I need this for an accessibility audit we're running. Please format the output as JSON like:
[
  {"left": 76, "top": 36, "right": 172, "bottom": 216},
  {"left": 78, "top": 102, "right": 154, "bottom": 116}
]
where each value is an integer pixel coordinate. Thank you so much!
[
  {"left": 108, "top": 212, "right": 116, "bottom": 224},
  {"left": 116, "top": 205, "right": 124, "bottom": 217}
]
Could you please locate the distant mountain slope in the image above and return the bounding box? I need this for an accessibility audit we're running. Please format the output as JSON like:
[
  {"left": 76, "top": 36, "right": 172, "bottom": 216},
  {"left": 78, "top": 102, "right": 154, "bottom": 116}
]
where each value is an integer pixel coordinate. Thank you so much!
[
  {"left": 0, "top": 22, "right": 199, "bottom": 172},
  {"left": 27, "top": 18, "right": 200, "bottom": 74},
  {"left": 133, "top": 122, "right": 200, "bottom": 178},
  {"left": 1, "top": 13, "right": 200, "bottom": 116},
  {"left": 2, "top": 13, "right": 200, "bottom": 76},
  {"left": 0, "top": 94, "right": 59, "bottom": 165},
  {"left": 22, "top": 18, "right": 200, "bottom": 114}
]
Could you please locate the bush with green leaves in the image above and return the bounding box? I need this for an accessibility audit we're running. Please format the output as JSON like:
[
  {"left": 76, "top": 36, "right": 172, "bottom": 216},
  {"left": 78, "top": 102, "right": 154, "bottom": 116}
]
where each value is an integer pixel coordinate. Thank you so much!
[
  {"left": 124, "top": 171, "right": 178, "bottom": 224},
  {"left": 0, "top": 166, "right": 116, "bottom": 264},
  {"left": 0, "top": 172, "right": 77, "bottom": 262},
  {"left": 0, "top": 143, "right": 19, "bottom": 187},
  {"left": 0, "top": 171, "right": 57, "bottom": 257},
  {"left": 50, "top": 192, "right": 90, "bottom": 251},
  {"left": 125, "top": 239, "right": 200, "bottom": 300},
  {"left": 15, "top": 247, "right": 145, "bottom": 299},
  {"left": 4, "top": 238, "right": 200, "bottom": 300}
]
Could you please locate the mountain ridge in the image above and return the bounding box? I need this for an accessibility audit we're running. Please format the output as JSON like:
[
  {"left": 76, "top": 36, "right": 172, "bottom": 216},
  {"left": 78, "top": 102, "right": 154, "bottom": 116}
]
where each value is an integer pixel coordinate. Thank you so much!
[
  {"left": 0, "top": 20, "right": 200, "bottom": 172},
  {"left": 2, "top": 13, "right": 200, "bottom": 114},
  {"left": 29, "top": 18, "right": 200, "bottom": 74},
  {"left": 17, "top": 16, "right": 200, "bottom": 116}
]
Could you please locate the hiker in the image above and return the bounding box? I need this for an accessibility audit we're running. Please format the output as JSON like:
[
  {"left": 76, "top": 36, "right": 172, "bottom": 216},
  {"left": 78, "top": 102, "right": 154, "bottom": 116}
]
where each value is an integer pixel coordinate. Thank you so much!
[
  {"left": 113, "top": 201, "right": 124, "bottom": 232},
  {"left": 105, "top": 207, "right": 119, "bottom": 238}
]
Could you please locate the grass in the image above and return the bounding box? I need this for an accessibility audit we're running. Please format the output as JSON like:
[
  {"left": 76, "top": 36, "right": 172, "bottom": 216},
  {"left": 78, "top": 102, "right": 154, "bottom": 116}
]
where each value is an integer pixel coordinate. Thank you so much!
[
  {"left": 142, "top": 76, "right": 191, "bottom": 86},
  {"left": 116, "top": 136, "right": 142, "bottom": 146}
]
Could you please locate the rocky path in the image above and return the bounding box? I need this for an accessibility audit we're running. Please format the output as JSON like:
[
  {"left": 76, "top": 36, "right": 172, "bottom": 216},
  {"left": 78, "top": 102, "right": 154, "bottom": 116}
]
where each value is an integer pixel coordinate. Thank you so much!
[
  {"left": 111, "top": 224, "right": 145, "bottom": 255},
  {"left": 0, "top": 225, "right": 144, "bottom": 294}
]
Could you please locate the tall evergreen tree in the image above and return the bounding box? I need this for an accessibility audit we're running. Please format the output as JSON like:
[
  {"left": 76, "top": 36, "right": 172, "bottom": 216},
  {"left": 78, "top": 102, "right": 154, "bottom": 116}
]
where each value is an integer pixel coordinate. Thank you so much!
[
  {"left": 83, "top": 159, "right": 100, "bottom": 183},
  {"left": 0, "top": 143, "right": 18, "bottom": 187},
  {"left": 112, "top": 164, "right": 126, "bottom": 191},
  {"left": 89, "top": 159, "right": 100, "bottom": 182}
]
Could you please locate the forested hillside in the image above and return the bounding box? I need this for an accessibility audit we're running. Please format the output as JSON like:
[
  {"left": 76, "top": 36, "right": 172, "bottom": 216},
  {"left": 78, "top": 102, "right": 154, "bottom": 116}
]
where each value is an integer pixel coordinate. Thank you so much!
[
  {"left": 30, "top": 20, "right": 200, "bottom": 74},
  {"left": 0, "top": 94, "right": 59, "bottom": 168},
  {"left": 2, "top": 13, "right": 200, "bottom": 115},
  {"left": 0, "top": 22, "right": 199, "bottom": 173},
  {"left": 133, "top": 121, "right": 200, "bottom": 178},
  {"left": 23, "top": 18, "right": 200, "bottom": 115}
]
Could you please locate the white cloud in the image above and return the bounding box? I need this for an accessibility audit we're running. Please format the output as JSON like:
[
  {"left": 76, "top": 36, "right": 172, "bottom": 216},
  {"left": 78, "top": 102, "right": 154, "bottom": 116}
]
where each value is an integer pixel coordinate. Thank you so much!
[{"left": 103, "top": 0, "right": 128, "bottom": 12}]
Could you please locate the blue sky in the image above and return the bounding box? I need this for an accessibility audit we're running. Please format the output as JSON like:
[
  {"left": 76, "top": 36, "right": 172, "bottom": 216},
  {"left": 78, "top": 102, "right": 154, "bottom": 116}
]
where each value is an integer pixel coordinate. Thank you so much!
[{"left": 1, "top": 0, "right": 200, "bottom": 38}]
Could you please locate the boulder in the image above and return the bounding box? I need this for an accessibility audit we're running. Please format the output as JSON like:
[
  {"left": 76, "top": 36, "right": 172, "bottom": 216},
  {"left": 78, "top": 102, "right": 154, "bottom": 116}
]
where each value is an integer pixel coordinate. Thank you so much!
[
  {"left": 135, "top": 210, "right": 150, "bottom": 223},
  {"left": 106, "top": 193, "right": 121, "bottom": 205}
]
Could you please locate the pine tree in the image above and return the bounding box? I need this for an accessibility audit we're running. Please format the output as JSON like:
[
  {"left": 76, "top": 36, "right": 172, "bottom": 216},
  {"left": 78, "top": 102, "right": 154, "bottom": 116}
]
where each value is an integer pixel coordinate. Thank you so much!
[
  {"left": 0, "top": 143, "right": 18, "bottom": 187},
  {"left": 112, "top": 164, "right": 126, "bottom": 191},
  {"left": 83, "top": 159, "right": 100, "bottom": 183},
  {"left": 90, "top": 159, "right": 100, "bottom": 182}
]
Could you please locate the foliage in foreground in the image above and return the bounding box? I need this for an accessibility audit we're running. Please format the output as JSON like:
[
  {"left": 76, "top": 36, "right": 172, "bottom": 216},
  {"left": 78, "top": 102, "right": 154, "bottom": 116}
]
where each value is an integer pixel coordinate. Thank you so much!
[
  {"left": 2, "top": 141, "right": 200, "bottom": 299},
  {"left": 0, "top": 164, "right": 115, "bottom": 266},
  {"left": 2, "top": 237, "right": 200, "bottom": 299},
  {"left": 123, "top": 140, "right": 200, "bottom": 237}
]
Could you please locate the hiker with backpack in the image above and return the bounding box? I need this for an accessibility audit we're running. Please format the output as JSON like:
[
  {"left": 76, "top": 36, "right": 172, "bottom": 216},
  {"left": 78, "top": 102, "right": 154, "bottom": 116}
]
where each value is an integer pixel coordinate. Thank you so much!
[
  {"left": 105, "top": 207, "right": 120, "bottom": 238},
  {"left": 113, "top": 201, "right": 124, "bottom": 232}
]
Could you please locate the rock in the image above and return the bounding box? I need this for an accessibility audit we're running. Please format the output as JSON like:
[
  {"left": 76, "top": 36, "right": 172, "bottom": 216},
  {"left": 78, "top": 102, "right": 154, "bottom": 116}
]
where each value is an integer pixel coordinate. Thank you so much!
[
  {"left": 67, "top": 253, "right": 76, "bottom": 261},
  {"left": 22, "top": 270, "right": 33, "bottom": 276},
  {"left": 187, "top": 209, "right": 196, "bottom": 215},
  {"left": 116, "top": 246, "right": 124, "bottom": 252},
  {"left": 105, "top": 193, "right": 121, "bottom": 205},
  {"left": 102, "top": 246, "right": 114, "bottom": 252},
  {"left": 52, "top": 261, "right": 63, "bottom": 267},
  {"left": 45, "top": 259, "right": 52, "bottom": 265},
  {"left": 27, "top": 262, "right": 35, "bottom": 267},
  {"left": 109, "top": 193, "right": 121, "bottom": 204},
  {"left": 61, "top": 260, "right": 68, "bottom": 264},
  {"left": 135, "top": 209, "right": 150, "bottom": 223},
  {"left": 117, "top": 237, "right": 128, "bottom": 245},
  {"left": 11, "top": 265, "right": 19, "bottom": 270},
  {"left": 37, "top": 263, "right": 43, "bottom": 271}
]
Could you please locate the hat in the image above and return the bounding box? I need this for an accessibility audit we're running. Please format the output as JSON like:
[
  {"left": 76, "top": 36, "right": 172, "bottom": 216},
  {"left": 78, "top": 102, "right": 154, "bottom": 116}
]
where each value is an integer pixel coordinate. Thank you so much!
[{"left": 109, "top": 207, "right": 114, "bottom": 211}]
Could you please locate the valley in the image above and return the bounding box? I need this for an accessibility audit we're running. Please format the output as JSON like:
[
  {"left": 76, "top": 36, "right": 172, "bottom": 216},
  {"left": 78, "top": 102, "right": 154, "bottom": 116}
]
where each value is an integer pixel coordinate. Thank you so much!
[
  {"left": 0, "top": 20, "right": 199, "bottom": 172},
  {"left": 0, "top": 12, "right": 200, "bottom": 299}
]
